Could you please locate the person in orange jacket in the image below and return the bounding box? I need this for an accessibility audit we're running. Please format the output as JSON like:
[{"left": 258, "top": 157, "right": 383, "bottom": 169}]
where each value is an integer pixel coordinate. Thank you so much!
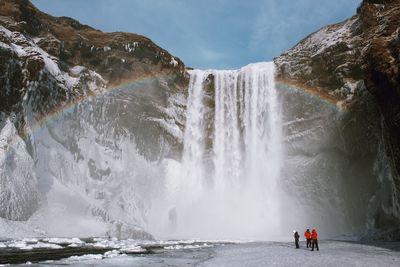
[
  {"left": 311, "top": 228, "right": 319, "bottom": 251},
  {"left": 304, "top": 229, "right": 311, "bottom": 248}
]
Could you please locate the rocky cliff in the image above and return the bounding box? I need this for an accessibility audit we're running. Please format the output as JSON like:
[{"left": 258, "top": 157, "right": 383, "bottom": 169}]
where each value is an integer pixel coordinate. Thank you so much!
[
  {"left": 0, "top": 0, "right": 186, "bottom": 121},
  {"left": 275, "top": 0, "right": 400, "bottom": 240},
  {"left": 0, "top": 0, "right": 187, "bottom": 238}
]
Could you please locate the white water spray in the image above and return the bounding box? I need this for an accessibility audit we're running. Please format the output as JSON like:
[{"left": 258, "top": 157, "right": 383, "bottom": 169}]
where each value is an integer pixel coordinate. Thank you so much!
[{"left": 150, "top": 62, "right": 283, "bottom": 240}]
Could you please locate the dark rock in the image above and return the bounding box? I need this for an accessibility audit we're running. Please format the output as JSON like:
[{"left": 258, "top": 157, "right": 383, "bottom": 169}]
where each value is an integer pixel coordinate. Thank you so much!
[
  {"left": 25, "top": 56, "right": 44, "bottom": 81},
  {"left": 275, "top": 0, "right": 400, "bottom": 239}
]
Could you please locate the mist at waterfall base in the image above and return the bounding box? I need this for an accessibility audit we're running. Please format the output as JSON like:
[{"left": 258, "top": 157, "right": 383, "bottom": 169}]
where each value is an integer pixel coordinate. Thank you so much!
[{"left": 148, "top": 62, "right": 285, "bottom": 240}]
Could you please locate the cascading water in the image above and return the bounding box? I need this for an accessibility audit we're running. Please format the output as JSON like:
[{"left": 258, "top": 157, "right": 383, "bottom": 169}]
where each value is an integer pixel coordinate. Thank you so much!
[
  {"left": 0, "top": 58, "right": 381, "bottom": 240},
  {"left": 149, "top": 62, "right": 284, "bottom": 240}
]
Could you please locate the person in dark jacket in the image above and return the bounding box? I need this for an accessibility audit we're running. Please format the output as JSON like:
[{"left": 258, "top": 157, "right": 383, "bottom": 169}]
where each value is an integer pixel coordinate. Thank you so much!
[
  {"left": 293, "top": 230, "right": 300, "bottom": 249},
  {"left": 311, "top": 229, "right": 319, "bottom": 251},
  {"left": 304, "top": 229, "right": 311, "bottom": 248}
]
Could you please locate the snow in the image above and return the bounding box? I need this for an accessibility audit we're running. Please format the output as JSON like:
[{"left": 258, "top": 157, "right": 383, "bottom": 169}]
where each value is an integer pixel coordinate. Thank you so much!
[
  {"left": 32, "top": 37, "right": 42, "bottom": 43},
  {"left": 151, "top": 117, "right": 183, "bottom": 141},
  {"left": 25, "top": 179, "right": 110, "bottom": 238},
  {"left": 277, "top": 16, "right": 358, "bottom": 77},
  {"left": 42, "top": 237, "right": 84, "bottom": 245},
  {"left": 104, "top": 249, "right": 124, "bottom": 258},
  {"left": 0, "top": 25, "right": 107, "bottom": 94},
  {"left": 65, "top": 254, "right": 103, "bottom": 262},
  {"left": 124, "top": 42, "right": 139, "bottom": 53},
  {"left": 0, "top": 41, "right": 12, "bottom": 50},
  {"left": 151, "top": 93, "right": 186, "bottom": 141},
  {"left": 2, "top": 239, "right": 64, "bottom": 250},
  {"left": 199, "top": 241, "right": 400, "bottom": 267},
  {"left": 120, "top": 245, "right": 147, "bottom": 253},
  {"left": 164, "top": 243, "right": 213, "bottom": 250},
  {"left": 170, "top": 57, "right": 178, "bottom": 67},
  {"left": 0, "top": 25, "right": 12, "bottom": 37},
  {"left": 8, "top": 241, "right": 398, "bottom": 266},
  {"left": 0, "top": 118, "right": 40, "bottom": 222},
  {"left": 0, "top": 218, "right": 38, "bottom": 238},
  {"left": 69, "top": 65, "right": 86, "bottom": 76},
  {"left": 31, "top": 242, "right": 63, "bottom": 249},
  {"left": 299, "top": 17, "right": 356, "bottom": 57},
  {"left": 10, "top": 43, "right": 27, "bottom": 57}
]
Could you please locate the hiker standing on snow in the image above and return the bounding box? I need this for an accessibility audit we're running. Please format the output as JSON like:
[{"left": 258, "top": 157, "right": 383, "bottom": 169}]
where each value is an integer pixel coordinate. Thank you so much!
[
  {"left": 304, "top": 229, "right": 311, "bottom": 248},
  {"left": 293, "top": 230, "right": 300, "bottom": 249},
  {"left": 311, "top": 229, "right": 319, "bottom": 251}
]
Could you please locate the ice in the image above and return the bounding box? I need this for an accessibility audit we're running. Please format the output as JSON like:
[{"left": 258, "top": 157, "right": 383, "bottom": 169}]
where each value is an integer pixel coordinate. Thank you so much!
[
  {"left": 164, "top": 243, "right": 213, "bottom": 250},
  {"left": 152, "top": 92, "right": 186, "bottom": 141},
  {"left": 31, "top": 242, "right": 62, "bottom": 249},
  {"left": 65, "top": 254, "right": 103, "bottom": 262},
  {"left": 69, "top": 65, "right": 86, "bottom": 76},
  {"left": 120, "top": 245, "right": 146, "bottom": 253},
  {"left": 0, "top": 119, "right": 40, "bottom": 222},
  {"left": 25, "top": 179, "right": 110, "bottom": 238},
  {"left": 42, "top": 237, "right": 84, "bottom": 245}
]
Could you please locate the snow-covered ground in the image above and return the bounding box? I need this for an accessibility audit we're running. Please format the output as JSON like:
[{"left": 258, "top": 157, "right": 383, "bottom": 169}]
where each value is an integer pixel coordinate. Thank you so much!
[{"left": 2, "top": 240, "right": 399, "bottom": 266}]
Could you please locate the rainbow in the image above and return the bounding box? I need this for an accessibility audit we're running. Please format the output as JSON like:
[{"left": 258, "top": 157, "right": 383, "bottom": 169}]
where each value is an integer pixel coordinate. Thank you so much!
[
  {"left": 1, "top": 72, "right": 344, "bottom": 158},
  {"left": 276, "top": 77, "right": 344, "bottom": 111},
  {"left": 19, "top": 73, "right": 180, "bottom": 139},
  {"left": 1, "top": 73, "right": 178, "bottom": 158}
]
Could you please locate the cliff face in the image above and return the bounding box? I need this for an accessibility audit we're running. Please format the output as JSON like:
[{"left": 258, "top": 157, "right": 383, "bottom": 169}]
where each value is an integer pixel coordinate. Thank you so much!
[
  {"left": 0, "top": 0, "right": 187, "bottom": 238},
  {"left": 275, "top": 0, "right": 400, "bottom": 239}
]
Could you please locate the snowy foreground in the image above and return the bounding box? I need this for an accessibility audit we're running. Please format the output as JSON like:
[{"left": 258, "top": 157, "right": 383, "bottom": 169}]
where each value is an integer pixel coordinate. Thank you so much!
[{"left": 0, "top": 239, "right": 399, "bottom": 266}]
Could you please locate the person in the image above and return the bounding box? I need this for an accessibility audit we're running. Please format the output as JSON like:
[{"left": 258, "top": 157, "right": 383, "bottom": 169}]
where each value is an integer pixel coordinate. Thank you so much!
[
  {"left": 293, "top": 230, "right": 300, "bottom": 249},
  {"left": 311, "top": 229, "right": 319, "bottom": 251},
  {"left": 304, "top": 229, "right": 311, "bottom": 248}
]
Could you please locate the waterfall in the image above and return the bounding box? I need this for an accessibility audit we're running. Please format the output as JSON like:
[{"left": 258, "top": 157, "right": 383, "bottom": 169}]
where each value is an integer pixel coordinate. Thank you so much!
[{"left": 151, "top": 62, "right": 283, "bottom": 240}]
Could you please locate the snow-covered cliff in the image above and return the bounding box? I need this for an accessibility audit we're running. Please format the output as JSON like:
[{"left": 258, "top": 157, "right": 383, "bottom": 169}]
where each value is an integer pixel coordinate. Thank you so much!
[{"left": 0, "top": 0, "right": 186, "bottom": 238}]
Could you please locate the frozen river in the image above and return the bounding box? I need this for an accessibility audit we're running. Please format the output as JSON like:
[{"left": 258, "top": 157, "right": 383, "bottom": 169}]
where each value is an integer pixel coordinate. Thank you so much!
[{"left": 1, "top": 239, "right": 400, "bottom": 266}]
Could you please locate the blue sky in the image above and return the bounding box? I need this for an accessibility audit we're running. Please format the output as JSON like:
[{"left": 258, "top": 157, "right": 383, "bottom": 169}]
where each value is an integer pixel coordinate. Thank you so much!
[{"left": 32, "top": 0, "right": 361, "bottom": 69}]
